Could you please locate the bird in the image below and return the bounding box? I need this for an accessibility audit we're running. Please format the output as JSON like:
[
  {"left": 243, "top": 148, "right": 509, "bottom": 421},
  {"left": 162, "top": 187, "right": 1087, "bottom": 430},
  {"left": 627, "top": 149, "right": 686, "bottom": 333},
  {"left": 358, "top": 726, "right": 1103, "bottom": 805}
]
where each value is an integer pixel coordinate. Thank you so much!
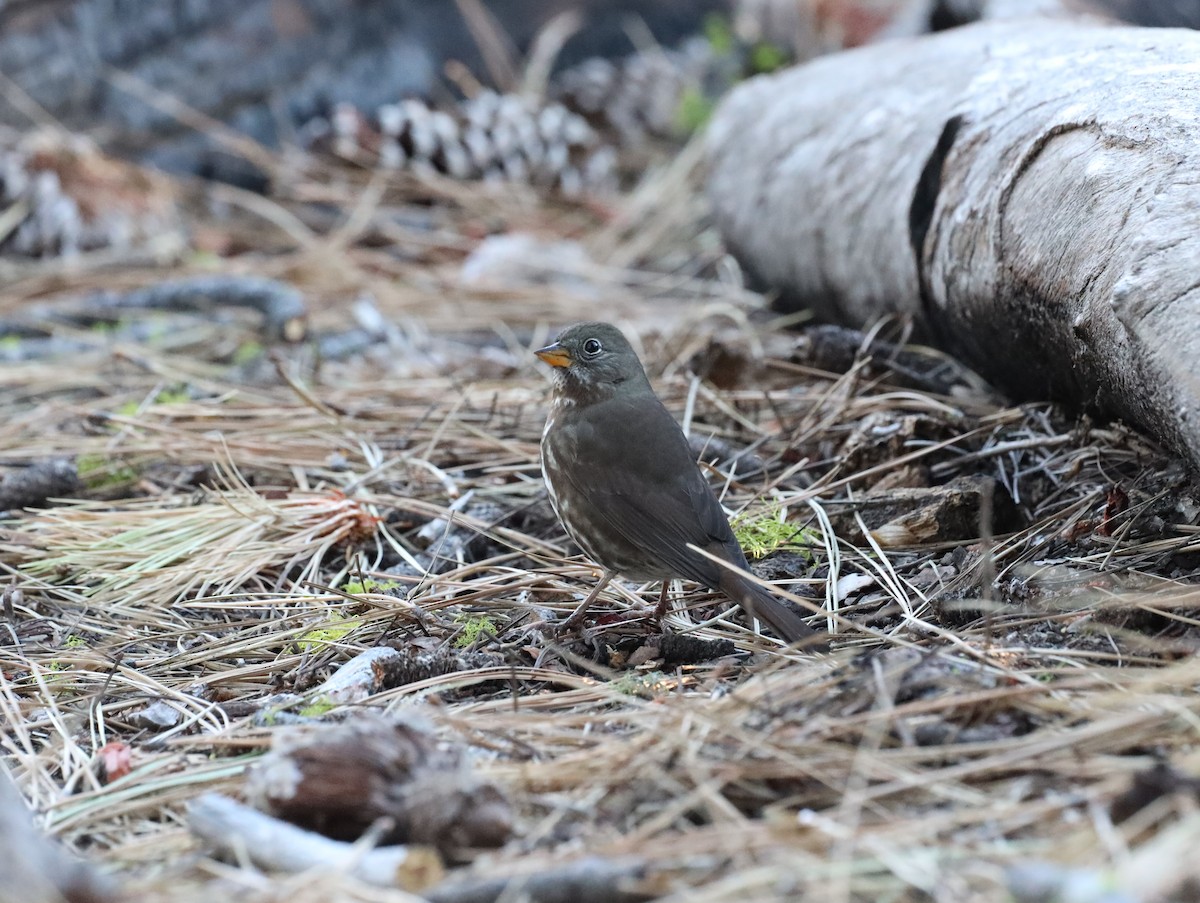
[{"left": 535, "top": 321, "right": 821, "bottom": 644}]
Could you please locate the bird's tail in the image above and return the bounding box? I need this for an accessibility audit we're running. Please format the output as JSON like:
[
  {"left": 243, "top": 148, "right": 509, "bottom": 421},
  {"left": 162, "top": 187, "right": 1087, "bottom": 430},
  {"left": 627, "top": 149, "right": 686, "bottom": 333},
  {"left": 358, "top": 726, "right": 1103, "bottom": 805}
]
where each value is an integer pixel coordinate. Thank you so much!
[{"left": 719, "top": 570, "right": 825, "bottom": 647}]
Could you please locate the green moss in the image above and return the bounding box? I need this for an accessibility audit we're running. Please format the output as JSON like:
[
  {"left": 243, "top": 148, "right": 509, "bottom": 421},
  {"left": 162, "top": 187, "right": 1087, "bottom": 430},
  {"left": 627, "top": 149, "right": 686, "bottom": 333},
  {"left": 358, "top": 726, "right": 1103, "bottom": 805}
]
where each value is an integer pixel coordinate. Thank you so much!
[
  {"left": 341, "top": 577, "right": 402, "bottom": 596},
  {"left": 63, "top": 635, "right": 87, "bottom": 649},
  {"left": 76, "top": 453, "right": 139, "bottom": 490},
  {"left": 703, "top": 13, "right": 735, "bottom": 56},
  {"left": 154, "top": 386, "right": 190, "bottom": 405},
  {"left": 112, "top": 385, "right": 191, "bottom": 417},
  {"left": 454, "top": 615, "right": 497, "bottom": 649},
  {"left": 144, "top": 315, "right": 171, "bottom": 345},
  {"left": 612, "top": 671, "right": 673, "bottom": 697},
  {"left": 297, "top": 618, "right": 361, "bottom": 653},
  {"left": 41, "top": 661, "right": 78, "bottom": 693},
  {"left": 731, "top": 509, "right": 816, "bottom": 560},
  {"left": 185, "top": 250, "right": 221, "bottom": 269},
  {"left": 678, "top": 15, "right": 790, "bottom": 134},
  {"left": 232, "top": 341, "right": 264, "bottom": 366},
  {"left": 749, "top": 42, "right": 790, "bottom": 74},
  {"left": 298, "top": 698, "right": 336, "bottom": 717},
  {"left": 675, "top": 87, "right": 716, "bottom": 135},
  {"left": 77, "top": 453, "right": 111, "bottom": 474}
]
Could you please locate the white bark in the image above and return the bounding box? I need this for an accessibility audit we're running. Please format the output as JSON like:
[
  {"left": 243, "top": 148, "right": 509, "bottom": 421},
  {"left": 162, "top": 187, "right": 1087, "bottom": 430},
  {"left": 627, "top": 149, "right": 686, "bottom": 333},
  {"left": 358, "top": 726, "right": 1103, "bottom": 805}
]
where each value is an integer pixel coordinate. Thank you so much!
[
  {"left": 707, "top": 20, "right": 1200, "bottom": 468},
  {"left": 187, "top": 793, "right": 443, "bottom": 888}
]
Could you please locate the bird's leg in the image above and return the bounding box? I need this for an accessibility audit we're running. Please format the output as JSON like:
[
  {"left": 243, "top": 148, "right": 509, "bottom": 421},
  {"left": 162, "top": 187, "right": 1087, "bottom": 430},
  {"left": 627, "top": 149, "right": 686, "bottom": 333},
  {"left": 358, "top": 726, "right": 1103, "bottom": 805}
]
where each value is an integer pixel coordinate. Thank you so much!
[
  {"left": 559, "top": 569, "right": 615, "bottom": 632},
  {"left": 652, "top": 581, "right": 671, "bottom": 624}
]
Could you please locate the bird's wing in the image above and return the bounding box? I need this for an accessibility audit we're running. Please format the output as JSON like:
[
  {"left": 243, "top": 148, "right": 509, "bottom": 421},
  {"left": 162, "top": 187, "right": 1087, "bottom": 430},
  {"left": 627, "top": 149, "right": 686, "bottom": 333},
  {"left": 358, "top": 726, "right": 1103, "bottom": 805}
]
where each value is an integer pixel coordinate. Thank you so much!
[{"left": 550, "top": 392, "right": 742, "bottom": 586}]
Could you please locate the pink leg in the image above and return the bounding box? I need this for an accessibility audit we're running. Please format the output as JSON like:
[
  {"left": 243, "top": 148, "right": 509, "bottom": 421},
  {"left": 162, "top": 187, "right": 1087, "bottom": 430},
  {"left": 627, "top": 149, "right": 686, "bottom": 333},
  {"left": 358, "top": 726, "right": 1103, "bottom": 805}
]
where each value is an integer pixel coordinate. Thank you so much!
[{"left": 559, "top": 569, "right": 615, "bottom": 632}]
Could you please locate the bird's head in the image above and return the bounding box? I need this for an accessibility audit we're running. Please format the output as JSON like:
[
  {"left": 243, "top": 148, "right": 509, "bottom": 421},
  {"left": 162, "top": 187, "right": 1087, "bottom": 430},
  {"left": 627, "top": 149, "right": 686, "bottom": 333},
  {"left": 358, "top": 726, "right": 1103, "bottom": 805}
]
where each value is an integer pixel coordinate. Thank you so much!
[{"left": 535, "top": 322, "right": 650, "bottom": 401}]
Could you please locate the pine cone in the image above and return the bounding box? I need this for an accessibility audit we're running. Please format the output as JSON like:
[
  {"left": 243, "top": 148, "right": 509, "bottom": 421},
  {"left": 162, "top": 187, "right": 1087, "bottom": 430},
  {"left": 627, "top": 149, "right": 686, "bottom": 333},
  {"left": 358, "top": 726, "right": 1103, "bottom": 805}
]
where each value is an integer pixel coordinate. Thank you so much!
[
  {"left": 0, "top": 148, "right": 83, "bottom": 257},
  {"left": 302, "top": 36, "right": 749, "bottom": 193},
  {"left": 314, "top": 92, "right": 616, "bottom": 197},
  {"left": 0, "top": 136, "right": 180, "bottom": 259}
]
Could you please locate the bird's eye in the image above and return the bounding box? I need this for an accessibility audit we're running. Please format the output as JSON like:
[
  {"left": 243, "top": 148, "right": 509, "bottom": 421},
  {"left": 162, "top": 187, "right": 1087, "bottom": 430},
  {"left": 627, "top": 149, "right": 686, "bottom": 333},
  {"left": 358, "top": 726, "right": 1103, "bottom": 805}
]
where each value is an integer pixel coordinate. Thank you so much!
[{"left": 582, "top": 338, "right": 603, "bottom": 356}]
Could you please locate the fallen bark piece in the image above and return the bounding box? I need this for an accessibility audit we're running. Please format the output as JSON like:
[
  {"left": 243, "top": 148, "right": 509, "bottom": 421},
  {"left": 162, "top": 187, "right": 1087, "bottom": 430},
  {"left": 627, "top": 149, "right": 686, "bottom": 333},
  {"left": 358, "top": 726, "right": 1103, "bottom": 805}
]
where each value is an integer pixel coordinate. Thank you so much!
[
  {"left": 0, "top": 275, "right": 309, "bottom": 360},
  {"left": 0, "top": 767, "right": 118, "bottom": 903},
  {"left": 299, "top": 647, "right": 409, "bottom": 706},
  {"left": 246, "top": 646, "right": 509, "bottom": 722},
  {"left": 83, "top": 276, "right": 307, "bottom": 343},
  {"left": 827, "top": 475, "right": 1018, "bottom": 546},
  {"left": 657, "top": 632, "right": 738, "bottom": 664},
  {"left": 187, "top": 792, "right": 444, "bottom": 889},
  {"left": 244, "top": 713, "right": 512, "bottom": 854},
  {"left": 425, "top": 857, "right": 651, "bottom": 903},
  {"left": 292, "top": 646, "right": 507, "bottom": 707},
  {"left": 707, "top": 21, "right": 1200, "bottom": 471},
  {"left": 0, "top": 459, "right": 80, "bottom": 512}
]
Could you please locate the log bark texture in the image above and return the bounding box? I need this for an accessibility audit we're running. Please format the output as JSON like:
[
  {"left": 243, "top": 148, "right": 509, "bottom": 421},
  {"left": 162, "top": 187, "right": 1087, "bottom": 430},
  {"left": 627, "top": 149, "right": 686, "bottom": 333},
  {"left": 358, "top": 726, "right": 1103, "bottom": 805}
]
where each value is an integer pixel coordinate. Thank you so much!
[
  {"left": 707, "top": 20, "right": 1200, "bottom": 469},
  {"left": 931, "top": 0, "right": 1200, "bottom": 30}
]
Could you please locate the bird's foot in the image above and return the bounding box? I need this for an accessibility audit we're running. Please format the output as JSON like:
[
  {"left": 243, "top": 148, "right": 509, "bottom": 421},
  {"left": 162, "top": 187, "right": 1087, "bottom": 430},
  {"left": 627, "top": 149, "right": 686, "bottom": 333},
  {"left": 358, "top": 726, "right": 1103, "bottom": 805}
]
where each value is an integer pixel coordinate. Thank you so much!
[
  {"left": 650, "top": 582, "right": 671, "bottom": 628},
  {"left": 554, "top": 608, "right": 591, "bottom": 635}
]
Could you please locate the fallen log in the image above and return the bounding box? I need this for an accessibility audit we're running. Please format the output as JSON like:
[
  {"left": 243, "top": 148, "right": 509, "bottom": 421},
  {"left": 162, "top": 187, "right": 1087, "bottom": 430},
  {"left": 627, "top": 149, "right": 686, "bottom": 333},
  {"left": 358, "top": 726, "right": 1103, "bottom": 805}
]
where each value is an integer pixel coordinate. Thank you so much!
[
  {"left": 932, "top": 0, "right": 1200, "bottom": 30},
  {"left": 707, "top": 20, "right": 1200, "bottom": 470}
]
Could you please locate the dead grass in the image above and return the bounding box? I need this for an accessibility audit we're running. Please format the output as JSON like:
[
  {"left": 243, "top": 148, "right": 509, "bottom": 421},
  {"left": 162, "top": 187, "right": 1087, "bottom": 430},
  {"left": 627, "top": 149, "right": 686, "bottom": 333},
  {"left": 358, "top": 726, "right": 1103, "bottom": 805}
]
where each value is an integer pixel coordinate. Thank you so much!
[{"left": 1, "top": 128, "right": 1199, "bottom": 903}]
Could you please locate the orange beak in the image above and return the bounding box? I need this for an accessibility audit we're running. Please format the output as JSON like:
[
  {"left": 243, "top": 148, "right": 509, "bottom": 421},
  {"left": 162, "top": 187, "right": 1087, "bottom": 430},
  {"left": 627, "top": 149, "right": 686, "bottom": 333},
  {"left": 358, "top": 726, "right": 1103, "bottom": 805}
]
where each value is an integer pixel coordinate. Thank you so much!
[{"left": 535, "top": 342, "right": 572, "bottom": 368}]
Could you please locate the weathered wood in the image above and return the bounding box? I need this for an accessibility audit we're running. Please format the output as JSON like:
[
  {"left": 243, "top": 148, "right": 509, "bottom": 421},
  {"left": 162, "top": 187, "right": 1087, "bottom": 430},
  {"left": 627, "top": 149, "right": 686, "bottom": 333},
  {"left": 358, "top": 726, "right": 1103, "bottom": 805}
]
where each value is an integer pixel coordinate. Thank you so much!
[
  {"left": 825, "top": 475, "right": 1017, "bottom": 547},
  {"left": 932, "top": 0, "right": 1200, "bottom": 29},
  {"left": 187, "top": 792, "right": 444, "bottom": 889},
  {"left": 244, "top": 713, "right": 513, "bottom": 853},
  {"left": 707, "top": 20, "right": 1200, "bottom": 469},
  {"left": 426, "top": 857, "right": 651, "bottom": 903},
  {"left": 0, "top": 459, "right": 79, "bottom": 511}
]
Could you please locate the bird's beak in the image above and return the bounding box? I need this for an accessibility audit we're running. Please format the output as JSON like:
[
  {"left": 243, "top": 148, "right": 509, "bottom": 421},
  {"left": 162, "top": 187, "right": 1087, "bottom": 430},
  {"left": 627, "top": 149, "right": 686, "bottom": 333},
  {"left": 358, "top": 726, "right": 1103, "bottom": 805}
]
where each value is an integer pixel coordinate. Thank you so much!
[{"left": 535, "top": 342, "right": 572, "bottom": 368}]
